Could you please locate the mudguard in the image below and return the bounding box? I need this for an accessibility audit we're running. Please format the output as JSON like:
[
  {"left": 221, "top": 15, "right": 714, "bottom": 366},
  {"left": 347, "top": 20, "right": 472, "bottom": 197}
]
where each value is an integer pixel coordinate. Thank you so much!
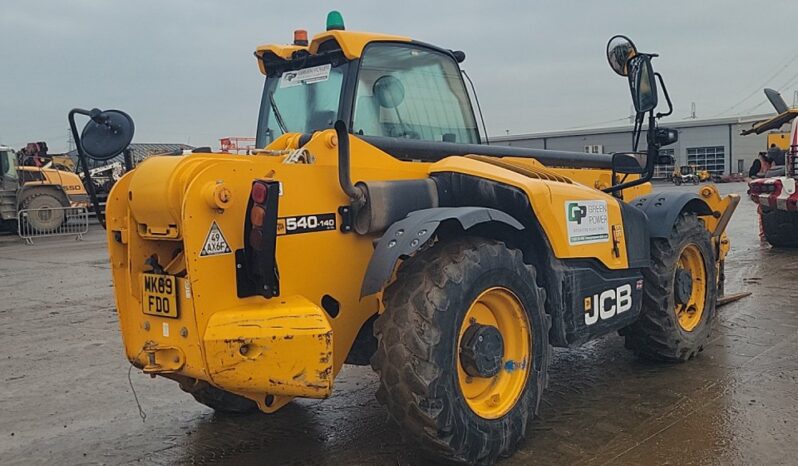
[
  {"left": 632, "top": 192, "right": 712, "bottom": 238},
  {"left": 360, "top": 207, "right": 524, "bottom": 297}
]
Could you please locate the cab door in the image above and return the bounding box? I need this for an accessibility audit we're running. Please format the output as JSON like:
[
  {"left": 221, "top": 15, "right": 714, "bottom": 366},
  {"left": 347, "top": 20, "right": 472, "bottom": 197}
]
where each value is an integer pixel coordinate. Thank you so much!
[
  {"left": 0, "top": 149, "right": 20, "bottom": 220},
  {"left": 0, "top": 150, "right": 20, "bottom": 190}
]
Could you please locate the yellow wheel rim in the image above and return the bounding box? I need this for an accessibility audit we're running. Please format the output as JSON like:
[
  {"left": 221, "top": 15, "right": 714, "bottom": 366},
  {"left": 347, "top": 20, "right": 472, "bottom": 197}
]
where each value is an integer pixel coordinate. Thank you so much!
[
  {"left": 456, "top": 287, "right": 531, "bottom": 419},
  {"left": 675, "top": 244, "right": 707, "bottom": 332}
]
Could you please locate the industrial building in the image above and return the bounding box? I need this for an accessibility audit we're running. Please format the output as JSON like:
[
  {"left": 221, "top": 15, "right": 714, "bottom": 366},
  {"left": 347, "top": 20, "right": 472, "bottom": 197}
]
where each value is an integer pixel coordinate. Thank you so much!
[{"left": 492, "top": 113, "right": 791, "bottom": 178}]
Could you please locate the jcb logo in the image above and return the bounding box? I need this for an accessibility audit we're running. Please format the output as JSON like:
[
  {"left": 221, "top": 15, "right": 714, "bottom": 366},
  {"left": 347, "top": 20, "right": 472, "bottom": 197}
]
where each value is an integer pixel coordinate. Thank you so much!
[
  {"left": 584, "top": 284, "right": 632, "bottom": 326},
  {"left": 567, "top": 203, "right": 588, "bottom": 224}
]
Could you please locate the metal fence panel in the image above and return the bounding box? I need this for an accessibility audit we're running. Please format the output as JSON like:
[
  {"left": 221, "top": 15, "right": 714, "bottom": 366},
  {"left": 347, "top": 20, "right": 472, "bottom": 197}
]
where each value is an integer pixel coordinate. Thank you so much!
[{"left": 17, "top": 206, "right": 89, "bottom": 244}]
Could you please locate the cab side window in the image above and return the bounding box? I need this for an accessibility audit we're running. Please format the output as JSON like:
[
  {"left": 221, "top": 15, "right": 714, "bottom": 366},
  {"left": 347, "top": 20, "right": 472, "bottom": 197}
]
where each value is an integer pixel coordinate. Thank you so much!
[
  {"left": 353, "top": 44, "right": 479, "bottom": 144},
  {"left": 0, "top": 152, "right": 8, "bottom": 175},
  {"left": 0, "top": 151, "right": 17, "bottom": 179}
]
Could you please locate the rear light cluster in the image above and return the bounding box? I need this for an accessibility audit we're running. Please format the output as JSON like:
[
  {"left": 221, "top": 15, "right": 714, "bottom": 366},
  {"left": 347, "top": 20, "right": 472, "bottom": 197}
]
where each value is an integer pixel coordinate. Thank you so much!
[
  {"left": 236, "top": 180, "right": 281, "bottom": 298},
  {"left": 248, "top": 181, "right": 278, "bottom": 252}
]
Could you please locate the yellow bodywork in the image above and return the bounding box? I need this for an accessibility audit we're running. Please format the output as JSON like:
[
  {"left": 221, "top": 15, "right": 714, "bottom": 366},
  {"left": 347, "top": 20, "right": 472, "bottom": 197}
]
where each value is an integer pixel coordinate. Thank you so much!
[
  {"left": 767, "top": 131, "right": 792, "bottom": 151},
  {"left": 255, "top": 30, "right": 410, "bottom": 75},
  {"left": 19, "top": 167, "right": 86, "bottom": 197},
  {"left": 18, "top": 166, "right": 88, "bottom": 206},
  {"left": 105, "top": 29, "right": 739, "bottom": 412},
  {"left": 105, "top": 126, "right": 736, "bottom": 410}
]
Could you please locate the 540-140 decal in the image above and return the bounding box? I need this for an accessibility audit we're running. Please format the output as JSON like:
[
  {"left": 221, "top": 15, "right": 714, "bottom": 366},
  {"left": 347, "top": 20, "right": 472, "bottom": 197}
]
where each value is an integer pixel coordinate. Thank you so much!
[{"left": 276, "top": 213, "right": 337, "bottom": 236}]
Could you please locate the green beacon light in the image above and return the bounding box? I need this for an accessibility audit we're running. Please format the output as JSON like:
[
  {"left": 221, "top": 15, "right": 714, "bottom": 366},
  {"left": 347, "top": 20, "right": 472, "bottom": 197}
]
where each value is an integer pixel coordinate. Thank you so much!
[{"left": 326, "top": 11, "right": 345, "bottom": 31}]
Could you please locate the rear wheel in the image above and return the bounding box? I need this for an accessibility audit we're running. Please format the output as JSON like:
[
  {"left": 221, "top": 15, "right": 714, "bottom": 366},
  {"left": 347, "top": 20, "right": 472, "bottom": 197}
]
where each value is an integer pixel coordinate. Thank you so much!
[
  {"left": 371, "top": 237, "right": 549, "bottom": 464},
  {"left": 673, "top": 177, "right": 682, "bottom": 186},
  {"left": 20, "top": 191, "right": 67, "bottom": 233},
  {"left": 760, "top": 207, "right": 798, "bottom": 248},
  {"left": 180, "top": 381, "right": 258, "bottom": 414},
  {"left": 622, "top": 213, "right": 717, "bottom": 361}
]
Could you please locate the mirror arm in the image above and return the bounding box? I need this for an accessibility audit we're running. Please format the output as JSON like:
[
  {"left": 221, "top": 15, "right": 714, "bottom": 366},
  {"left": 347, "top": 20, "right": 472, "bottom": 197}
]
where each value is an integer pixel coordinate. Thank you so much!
[
  {"left": 68, "top": 108, "right": 106, "bottom": 229},
  {"left": 654, "top": 73, "right": 673, "bottom": 118},
  {"left": 603, "top": 112, "right": 657, "bottom": 195}
]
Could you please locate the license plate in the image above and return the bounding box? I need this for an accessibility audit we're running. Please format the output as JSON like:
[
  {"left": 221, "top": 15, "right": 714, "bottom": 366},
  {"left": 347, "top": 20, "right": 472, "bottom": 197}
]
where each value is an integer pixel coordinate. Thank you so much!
[{"left": 141, "top": 273, "right": 179, "bottom": 318}]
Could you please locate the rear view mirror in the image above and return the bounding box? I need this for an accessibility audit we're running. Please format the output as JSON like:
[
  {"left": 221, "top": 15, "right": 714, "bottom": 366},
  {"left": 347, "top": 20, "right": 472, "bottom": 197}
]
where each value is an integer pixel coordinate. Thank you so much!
[
  {"left": 606, "top": 35, "right": 638, "bottom": 77},
  {"left": 67, "top": 107, "right": 135, "bottom": 229},
  {"left": 80, "top": 109, "right": 135, "bottom": 161},
  {"left": 607, "top": 35, "right": 659, "bottom": 114},
  {"left": 373, "top": 75, "right": 405, "bottom": 109},
  {"left": 612, "top": 152, "right": 646, "bottom": 175},
  {"left": 628, "top": 55, "right": 658, "bottom": 114}
]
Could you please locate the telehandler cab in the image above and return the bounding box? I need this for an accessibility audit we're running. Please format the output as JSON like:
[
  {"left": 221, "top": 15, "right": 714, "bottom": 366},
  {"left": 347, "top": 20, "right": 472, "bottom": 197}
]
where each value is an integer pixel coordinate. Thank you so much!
[{"left": 73, "top": 14, "right": 739, "bottom": 464}]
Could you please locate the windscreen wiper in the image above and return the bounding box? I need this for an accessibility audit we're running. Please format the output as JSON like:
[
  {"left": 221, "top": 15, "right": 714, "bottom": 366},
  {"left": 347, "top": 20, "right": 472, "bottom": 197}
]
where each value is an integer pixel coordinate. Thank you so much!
[{"left": 268, "top": 91, "right": 289, "bottom": 134}]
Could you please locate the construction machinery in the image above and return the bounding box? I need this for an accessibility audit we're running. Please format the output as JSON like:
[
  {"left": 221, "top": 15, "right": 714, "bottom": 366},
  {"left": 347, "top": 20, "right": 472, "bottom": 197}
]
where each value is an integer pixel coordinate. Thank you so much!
[
  {"left": 77, "top": 15, "right": 740, "bottom": 464},
  {"left": 672, "top": 165, "right": 701, "bottom": 185},
  {"left": 17, "top": 141, "right": 76, "bottom": 171},
  {"left": 672, "top": 165, "right": 710, "bottom": 185},
  {"left": 696, "top": 166, "right": 712, "bottom": 182},
  {"left": 744, "top": 88, "right": 798, "bottom": 247},
  {"left": 0, "top": 145, "right": 88, "bottom": 233}
]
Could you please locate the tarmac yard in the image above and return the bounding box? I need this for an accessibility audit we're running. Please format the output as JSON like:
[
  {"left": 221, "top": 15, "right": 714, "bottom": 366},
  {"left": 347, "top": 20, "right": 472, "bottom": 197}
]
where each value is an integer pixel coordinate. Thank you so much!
[{"left": 1, "top": 181, "right": 797, "bottom": 465}]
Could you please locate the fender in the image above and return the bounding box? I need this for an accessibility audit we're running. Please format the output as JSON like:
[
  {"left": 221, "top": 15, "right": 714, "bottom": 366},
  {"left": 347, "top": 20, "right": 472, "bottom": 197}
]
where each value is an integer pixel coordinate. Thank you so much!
[
  {"left": 17, "top": 185, "right": 69, "bottom": 209},
  {"left": 632, "top": 191, "right": 712, "bottom": 238},
  {"left": 360, "top": 207, "right": 524, "bottom": 297}
]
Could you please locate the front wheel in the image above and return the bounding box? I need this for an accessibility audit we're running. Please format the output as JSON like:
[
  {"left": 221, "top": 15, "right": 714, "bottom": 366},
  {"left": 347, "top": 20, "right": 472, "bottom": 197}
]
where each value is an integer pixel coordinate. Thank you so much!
[
  {"left": 372, "top": 238, "right": 549, "bottom": 464},
  {"left": 673, "top": 177, "right": 682, "bottom": 186},
  {"left": 621, "top": 213, "right": 717, "bottom": 361}
]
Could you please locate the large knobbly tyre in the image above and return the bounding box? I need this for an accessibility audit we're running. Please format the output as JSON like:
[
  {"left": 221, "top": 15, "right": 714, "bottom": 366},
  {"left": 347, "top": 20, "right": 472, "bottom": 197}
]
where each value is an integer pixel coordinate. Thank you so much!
[
  {"left": 21, "top": 191, "right": 67, "bottom": 233},
  {"left": 760, "top": 207, "right": 798, "bottom": 248},
  {"left": 622, "top": 213, "right": 717, "bottom": 362},
  {"left": 372, "top": 237, "right": 549, "bottom": 465},
  {"left": 181, "top": 381, "right": 258, "bottom": 414}
]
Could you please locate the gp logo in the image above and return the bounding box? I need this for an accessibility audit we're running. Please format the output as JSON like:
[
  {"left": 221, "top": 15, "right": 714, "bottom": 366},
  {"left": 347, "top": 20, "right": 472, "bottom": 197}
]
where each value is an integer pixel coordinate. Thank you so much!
[
  {"left": 584, "top": 284, "right": 632, "bottom": 325},
  {"left": 567, "top": 203, "right": 588, "bottom": 224}
]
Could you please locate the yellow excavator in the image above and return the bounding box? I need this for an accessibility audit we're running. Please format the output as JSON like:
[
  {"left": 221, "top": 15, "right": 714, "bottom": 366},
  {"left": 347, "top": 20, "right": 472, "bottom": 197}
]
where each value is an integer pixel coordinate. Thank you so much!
[{"left": 72, "top": 13, "right": 740, "bottom": 464}]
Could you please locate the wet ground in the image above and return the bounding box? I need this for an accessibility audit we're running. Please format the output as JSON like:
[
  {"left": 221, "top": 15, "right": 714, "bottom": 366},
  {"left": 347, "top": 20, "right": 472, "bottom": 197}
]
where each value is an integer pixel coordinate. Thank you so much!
[{"left": 1, "top": 181, "right": 797, "bottom": 465}]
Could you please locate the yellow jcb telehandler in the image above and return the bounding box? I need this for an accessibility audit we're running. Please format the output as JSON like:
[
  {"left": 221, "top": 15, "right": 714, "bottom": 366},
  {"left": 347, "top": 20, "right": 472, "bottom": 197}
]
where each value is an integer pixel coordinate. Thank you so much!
[{"left": 72, "top": 13, "right": 739, "bottom": 464}]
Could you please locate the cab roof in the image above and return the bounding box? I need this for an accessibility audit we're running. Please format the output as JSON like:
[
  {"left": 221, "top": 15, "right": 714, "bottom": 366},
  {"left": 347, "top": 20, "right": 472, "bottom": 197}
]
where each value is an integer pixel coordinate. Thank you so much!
[{"left": 254, "top": 29, "right": 411, "bottom": 75}]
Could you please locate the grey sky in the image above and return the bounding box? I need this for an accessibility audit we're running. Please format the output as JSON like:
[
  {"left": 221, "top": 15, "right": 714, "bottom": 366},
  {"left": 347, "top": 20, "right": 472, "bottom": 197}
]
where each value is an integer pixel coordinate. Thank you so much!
[{"left": 1, "top": 0, "right": 797, "bottom": 152}]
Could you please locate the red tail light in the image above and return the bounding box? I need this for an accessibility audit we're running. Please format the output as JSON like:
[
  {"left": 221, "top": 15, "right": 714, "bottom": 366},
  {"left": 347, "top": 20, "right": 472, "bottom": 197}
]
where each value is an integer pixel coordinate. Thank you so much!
[
  {"left": 237, "top": 180, "right": 281, "bottom": 298},
  {"left": 251, "top": 182, "right": 268, "bottom": 204}
]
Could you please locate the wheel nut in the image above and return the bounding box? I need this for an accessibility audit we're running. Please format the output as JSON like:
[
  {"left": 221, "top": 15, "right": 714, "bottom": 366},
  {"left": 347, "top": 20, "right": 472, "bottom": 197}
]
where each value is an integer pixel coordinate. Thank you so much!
[{"left": 240, "top": 345, "right": 249, "bottom": 356}]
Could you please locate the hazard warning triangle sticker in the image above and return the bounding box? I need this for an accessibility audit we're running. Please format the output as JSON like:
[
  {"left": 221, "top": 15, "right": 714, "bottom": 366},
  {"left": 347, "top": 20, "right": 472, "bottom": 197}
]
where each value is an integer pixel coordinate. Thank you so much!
[{"left": 200, "top": 221, "right": 232, "bottom": 256}]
